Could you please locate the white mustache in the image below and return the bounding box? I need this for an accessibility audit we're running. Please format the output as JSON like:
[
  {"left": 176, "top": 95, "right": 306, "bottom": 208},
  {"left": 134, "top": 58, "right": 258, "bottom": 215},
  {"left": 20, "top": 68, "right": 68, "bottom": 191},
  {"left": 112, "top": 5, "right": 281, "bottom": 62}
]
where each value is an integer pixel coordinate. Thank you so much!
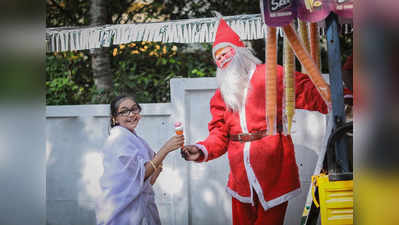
[{"left": 219, "top": 57, "right": 233, "bottom": 67}]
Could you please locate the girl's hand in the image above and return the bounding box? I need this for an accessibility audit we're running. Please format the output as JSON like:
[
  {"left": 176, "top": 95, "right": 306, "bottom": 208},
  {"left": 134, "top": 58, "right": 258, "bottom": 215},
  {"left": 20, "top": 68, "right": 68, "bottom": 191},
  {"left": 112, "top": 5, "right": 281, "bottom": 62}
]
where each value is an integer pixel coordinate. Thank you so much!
[{"left": 163, "top": 135, "right": 185, "bottom": 152}]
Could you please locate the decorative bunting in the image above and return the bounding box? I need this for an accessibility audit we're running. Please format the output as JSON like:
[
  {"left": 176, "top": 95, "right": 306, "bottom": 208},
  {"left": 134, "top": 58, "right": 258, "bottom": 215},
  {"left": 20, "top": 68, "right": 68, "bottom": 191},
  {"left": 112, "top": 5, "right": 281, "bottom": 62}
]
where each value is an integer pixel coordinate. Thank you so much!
[
  {"left": 46, "top": 14, "right": 264, "bottom": 52},
  {"left": 46, "top": 13, "right": 352, "bottom": 53}
]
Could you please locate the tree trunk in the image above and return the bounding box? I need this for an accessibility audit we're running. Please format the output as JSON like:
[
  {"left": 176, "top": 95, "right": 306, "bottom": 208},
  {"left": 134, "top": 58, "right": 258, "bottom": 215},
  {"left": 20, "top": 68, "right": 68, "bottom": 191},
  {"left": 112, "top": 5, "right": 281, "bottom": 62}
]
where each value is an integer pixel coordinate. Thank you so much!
[
  {"left": 91, "top": 48, "right": 112, "bottom": 91},
  {"left": 90, "top": 0, "right": 112, "bottom": 91}
]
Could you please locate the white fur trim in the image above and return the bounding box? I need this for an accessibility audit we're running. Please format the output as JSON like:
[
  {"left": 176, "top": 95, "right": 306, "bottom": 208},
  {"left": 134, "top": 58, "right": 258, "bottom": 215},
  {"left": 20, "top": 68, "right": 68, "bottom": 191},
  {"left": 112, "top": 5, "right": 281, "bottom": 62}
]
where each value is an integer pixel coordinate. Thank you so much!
[
  {"left": 194, "top": 143, "right": 208, "bottom": 162},
  {"left": 243, "top": 142, "right": 254, "bottom": 205},
  {"left": 226, "top": 187, "right": 301, "bottom": 211},
  {"left": 238, "top": 65, "right": 255, "bottom": 134},
  {"left": 250, "top": 169, "right": 270, "bottom": 209},
  {"left": 226, "top": 186, "right": 253, "bottom": 204},
  {"left": 225, "top": 64, "right": 301, "bottom": 211},
  {"left": 239, "top": 95, "right": 248, "bottom": 133},
  {"left": 266, "top": 188, "right": 301, "bottom": 210},
  {"left": 239, "top": 66, "right": 258, "bottom": 206},
  {"left": 237, "top": 65, "right": 299, "bottom": 211},
  {"left": 226, "top": 186, "right": 301, "bottom": 211},
  {"left": 248, "top": 66, "right": 256, "bottom": 84},
  {"left": 243, "top": 140, "right": 270, "bottom": 209}
]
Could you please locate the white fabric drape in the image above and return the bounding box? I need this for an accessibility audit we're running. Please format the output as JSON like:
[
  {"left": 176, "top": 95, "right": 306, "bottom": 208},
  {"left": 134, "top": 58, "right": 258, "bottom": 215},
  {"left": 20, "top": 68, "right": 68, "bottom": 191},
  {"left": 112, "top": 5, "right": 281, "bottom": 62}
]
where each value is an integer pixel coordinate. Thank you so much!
[{"left": 96, "top": 126, "right": 161, "bottom": 225}]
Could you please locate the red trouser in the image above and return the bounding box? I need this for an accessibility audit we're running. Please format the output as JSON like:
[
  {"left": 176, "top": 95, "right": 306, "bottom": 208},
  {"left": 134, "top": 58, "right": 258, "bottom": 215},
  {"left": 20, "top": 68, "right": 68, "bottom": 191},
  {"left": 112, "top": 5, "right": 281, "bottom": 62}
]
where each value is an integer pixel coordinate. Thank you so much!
[{"left": 232, "top": 194, "right": 288, "bottom": 225}]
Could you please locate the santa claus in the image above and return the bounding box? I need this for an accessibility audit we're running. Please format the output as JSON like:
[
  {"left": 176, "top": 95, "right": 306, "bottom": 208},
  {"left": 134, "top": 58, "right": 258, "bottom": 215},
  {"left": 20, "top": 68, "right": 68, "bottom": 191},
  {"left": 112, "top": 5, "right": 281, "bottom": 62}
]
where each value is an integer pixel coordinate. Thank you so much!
[{"left": 181, "top": 18, "right": 328, "bottom": 225}]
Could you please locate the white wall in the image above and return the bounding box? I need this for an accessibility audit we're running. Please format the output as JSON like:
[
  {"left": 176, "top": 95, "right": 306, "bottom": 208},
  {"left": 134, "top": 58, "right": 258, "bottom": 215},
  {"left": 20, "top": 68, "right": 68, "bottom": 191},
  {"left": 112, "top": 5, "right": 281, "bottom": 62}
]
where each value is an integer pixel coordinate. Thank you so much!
[{"left": 46, "top": 77, "right": 327, "bottom": 225}]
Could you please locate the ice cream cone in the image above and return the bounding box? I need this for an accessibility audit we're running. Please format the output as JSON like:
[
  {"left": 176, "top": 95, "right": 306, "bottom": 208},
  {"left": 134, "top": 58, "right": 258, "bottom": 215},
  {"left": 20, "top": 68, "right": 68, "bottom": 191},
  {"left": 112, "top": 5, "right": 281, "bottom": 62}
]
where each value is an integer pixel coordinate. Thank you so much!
[{"left": 174, "top": 122, "right": 183, "bottom": 135}]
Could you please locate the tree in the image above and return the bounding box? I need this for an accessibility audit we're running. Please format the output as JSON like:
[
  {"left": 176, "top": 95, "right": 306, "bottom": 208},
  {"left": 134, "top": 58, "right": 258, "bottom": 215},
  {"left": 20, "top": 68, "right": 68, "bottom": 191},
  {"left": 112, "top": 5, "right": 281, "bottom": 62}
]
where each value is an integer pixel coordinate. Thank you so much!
[
  {"left": 46, "top": 0, "right": 154, "bottom": 99},
  {"left": 89, "top": 0, "right": 112, "bottom": 91},
  {"left": 46, "top": 0, "right": 352, "bottom": 105}
]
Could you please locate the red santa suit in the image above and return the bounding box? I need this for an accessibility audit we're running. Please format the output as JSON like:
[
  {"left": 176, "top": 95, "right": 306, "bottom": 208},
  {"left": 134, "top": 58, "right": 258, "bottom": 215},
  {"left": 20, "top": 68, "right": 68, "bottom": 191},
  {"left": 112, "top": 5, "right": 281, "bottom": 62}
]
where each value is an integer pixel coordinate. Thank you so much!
[
  {"left": 196, "top": 63, "right": 327, "bottom": 206},
  {"left": 194, "top": 18, "right": 328, "bottom": 225}
]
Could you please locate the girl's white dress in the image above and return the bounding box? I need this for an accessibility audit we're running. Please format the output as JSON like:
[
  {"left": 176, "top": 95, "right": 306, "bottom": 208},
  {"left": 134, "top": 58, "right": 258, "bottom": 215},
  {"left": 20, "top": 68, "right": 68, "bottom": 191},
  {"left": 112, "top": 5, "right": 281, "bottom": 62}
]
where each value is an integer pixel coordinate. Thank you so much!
[{"left": 96, "top": 126, "right": 161, "bottom": 225}]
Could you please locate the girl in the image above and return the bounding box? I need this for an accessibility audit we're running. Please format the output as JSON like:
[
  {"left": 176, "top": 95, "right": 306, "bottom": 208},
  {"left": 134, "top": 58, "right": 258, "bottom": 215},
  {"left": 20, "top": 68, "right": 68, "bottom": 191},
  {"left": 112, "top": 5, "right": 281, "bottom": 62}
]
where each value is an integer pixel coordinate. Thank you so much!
[{"left": 96, "top": 95, "right": 184, "bottom": 225}]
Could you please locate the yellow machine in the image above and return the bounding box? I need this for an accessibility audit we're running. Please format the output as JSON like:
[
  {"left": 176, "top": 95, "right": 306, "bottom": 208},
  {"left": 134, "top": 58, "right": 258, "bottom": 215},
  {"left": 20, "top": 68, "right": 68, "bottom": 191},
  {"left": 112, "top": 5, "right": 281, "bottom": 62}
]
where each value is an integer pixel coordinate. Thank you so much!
[
  {"left": 312, "top": 174, "right": 353, "bottom": 225},
  {"left": 305, "top": 121, "right": 353, "bottom": 225}
]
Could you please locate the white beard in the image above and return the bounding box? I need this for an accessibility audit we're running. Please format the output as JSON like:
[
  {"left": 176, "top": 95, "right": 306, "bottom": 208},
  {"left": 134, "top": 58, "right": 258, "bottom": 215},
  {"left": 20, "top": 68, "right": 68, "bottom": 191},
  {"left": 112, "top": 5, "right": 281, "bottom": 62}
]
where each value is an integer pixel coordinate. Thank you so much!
[{"left": 216, "top": 47, "right": 261, "bottom": 112}]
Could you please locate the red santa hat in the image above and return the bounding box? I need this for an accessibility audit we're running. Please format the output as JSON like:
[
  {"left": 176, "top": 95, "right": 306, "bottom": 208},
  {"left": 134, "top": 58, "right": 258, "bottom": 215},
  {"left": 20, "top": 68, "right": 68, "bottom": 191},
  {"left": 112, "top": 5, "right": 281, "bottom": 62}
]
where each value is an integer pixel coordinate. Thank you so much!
[{"left": 212, "top": 18, "right": 244, "bottom": 60}]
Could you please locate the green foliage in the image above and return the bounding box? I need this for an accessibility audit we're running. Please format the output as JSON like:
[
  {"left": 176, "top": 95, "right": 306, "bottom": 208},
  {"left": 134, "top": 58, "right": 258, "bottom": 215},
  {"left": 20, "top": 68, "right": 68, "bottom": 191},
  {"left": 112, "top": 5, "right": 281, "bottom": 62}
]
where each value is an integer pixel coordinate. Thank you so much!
[
  {"left": 46, "top": 42, "right": 216, "bottom": 105},
  {"left": 46, "top": 0, "right": 222, "bottom": 105},
  {"left": 46, "top": 51, "right": 94, "bottom": 105},
  {"left": 109, "top": 42, "right": 215, "bottom": 103},
  {"left": 153, "top": 0, "right": 260, "bottom": 20},
  {"left": 46, "top": 0, "right": 90, "bottom": 27},
  {"left": 46, "top": 0, "right": 352, "bottom": 105}
]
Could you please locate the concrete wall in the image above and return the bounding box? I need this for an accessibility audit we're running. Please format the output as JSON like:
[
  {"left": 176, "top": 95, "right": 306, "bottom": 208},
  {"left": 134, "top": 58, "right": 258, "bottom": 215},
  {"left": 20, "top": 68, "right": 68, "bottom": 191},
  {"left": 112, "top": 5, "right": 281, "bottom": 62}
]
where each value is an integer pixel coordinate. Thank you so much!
[{"left": 46, "top": 77, "right": 327, "bottom": 225}]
